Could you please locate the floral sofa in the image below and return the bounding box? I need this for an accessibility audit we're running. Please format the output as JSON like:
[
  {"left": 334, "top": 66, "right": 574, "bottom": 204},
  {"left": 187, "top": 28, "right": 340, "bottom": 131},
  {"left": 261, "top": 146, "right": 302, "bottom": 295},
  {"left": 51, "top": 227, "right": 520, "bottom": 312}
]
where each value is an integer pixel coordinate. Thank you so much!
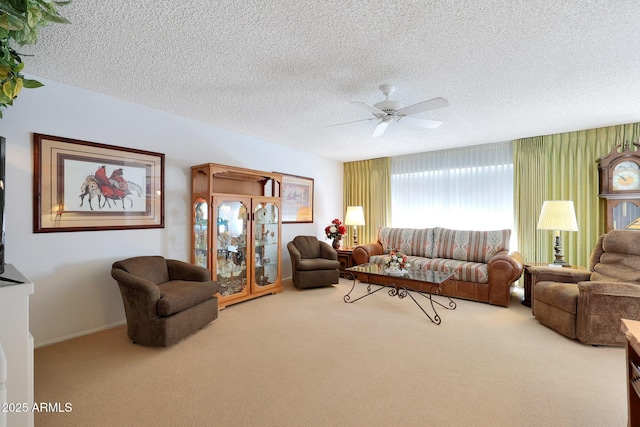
[{"left": 352, "top": 227, "right": 524, "bottom": 307}]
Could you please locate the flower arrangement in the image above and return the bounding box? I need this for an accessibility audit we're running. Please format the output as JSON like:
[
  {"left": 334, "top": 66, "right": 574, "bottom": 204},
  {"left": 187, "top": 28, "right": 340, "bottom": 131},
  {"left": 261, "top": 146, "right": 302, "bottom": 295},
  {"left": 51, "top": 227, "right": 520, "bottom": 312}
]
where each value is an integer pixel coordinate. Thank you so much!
[
  {"left": 324, "top": 218, "right": 346, "bottom": 240},
  {"left": 385, "top": 250, "right": 411, "bottom": 271}
]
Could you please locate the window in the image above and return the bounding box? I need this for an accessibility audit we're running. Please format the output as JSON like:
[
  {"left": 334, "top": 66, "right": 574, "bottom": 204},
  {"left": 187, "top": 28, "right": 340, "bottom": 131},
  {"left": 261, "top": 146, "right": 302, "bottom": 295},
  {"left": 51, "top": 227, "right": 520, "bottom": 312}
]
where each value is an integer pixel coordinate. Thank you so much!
[{"left": 391, "top": 142, "right": 515, "bottom": 247}]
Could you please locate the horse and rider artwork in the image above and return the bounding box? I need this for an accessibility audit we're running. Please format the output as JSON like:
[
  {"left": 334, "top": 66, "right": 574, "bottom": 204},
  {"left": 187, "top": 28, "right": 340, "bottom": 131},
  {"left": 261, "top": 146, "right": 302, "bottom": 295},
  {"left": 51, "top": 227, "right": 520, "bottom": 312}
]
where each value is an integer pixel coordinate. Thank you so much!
[{"left": 76, "top": 163, "right": 145, "bottom": 212}]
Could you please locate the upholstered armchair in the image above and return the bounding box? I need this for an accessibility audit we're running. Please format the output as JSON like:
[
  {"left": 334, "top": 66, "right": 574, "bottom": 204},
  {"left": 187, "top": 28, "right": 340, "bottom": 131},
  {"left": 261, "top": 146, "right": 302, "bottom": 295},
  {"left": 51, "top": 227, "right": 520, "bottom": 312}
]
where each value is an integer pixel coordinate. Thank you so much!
[
  {"left": 111, "top": 256, "right": 219, "bottom": 347},
  {"left": 287, "top": 236, "right": 340, "bottom": 289},
  {"left": 532, "top": 229, "right": 640, "bottom": 346}
]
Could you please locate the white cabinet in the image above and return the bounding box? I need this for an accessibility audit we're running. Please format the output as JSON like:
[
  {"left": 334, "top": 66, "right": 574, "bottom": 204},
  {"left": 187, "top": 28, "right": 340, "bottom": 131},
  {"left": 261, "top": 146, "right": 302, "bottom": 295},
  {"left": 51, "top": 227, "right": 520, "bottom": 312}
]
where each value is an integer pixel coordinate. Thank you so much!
[
  {"left": 0, "top": 342, "right": 6, "bottom": 427},
  {"left": 0, "top": 265, "right": 34, "bottom": 427}
]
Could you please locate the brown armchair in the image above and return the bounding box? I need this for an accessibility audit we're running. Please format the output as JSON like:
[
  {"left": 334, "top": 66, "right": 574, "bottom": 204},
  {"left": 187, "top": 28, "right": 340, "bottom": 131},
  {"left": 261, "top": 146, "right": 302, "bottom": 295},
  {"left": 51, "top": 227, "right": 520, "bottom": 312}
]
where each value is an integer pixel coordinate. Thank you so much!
[
  {"left": 111, "top": 256, "right": 219, "bottom": 347},
  {"left": 532, "top": 229, "right": 640, "bottom": 346},
  {"left": 287, "top": 236, "right": 340, "bottom": 289}
]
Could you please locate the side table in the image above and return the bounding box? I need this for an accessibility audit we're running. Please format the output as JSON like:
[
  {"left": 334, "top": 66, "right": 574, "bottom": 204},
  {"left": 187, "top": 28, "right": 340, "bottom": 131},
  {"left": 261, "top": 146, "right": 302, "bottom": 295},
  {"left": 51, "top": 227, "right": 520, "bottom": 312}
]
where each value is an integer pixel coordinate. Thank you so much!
[
  {"left": 336, "top": 248, "right": 355, "bottom": 277},
  {"left": 522, "top": 262, "right": 589, "bottom": 308}
]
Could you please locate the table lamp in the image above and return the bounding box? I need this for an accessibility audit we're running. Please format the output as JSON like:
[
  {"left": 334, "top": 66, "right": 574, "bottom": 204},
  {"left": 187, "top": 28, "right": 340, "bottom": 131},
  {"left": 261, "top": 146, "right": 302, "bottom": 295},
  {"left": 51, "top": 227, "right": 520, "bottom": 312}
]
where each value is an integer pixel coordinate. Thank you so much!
[
  {"left": 536, "top": 200, "right": 578, "bottom": 266},
  {"left": 344, "top": 206, "right": 365, "bottom": 247}
]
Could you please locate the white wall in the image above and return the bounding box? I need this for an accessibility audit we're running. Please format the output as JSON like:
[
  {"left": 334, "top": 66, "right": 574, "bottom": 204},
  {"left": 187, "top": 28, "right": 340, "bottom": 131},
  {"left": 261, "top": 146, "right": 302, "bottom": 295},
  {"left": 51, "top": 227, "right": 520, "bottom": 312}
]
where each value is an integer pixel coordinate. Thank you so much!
[{"left": 0, "top": 77, "right": 343, "bottom": 347}]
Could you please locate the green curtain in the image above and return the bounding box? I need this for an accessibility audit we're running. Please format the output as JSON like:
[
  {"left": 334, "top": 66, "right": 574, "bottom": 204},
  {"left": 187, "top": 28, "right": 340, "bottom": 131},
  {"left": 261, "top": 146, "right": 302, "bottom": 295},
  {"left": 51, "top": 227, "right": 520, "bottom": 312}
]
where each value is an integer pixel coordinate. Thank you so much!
[
  {"left": 343, "top": 158, "right": 391, "bottom": 246},
  {"left": 514, "top": 123, "right": 640, "bottom": 267}
]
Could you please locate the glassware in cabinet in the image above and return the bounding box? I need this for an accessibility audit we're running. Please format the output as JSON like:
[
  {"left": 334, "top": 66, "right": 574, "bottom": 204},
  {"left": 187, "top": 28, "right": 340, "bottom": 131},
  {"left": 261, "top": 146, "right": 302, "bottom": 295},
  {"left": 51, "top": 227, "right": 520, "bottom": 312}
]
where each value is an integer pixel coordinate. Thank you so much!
[
  {"left": 214, "top": 198, "right": 250, "bottom": 299},
  {"left": 193, "top": 197, "right": 209, "bottom": 269}
]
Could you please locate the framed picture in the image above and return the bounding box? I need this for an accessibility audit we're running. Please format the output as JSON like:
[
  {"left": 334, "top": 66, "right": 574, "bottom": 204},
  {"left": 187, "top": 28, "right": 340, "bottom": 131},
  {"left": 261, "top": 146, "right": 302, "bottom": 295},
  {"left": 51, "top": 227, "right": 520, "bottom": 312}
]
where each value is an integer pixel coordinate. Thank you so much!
[
  {"left": 280, "top": 174, "right": 314, "bottom": 223},
  {"left": 33, "top": 134, "right": 164, "bottom": 232}
]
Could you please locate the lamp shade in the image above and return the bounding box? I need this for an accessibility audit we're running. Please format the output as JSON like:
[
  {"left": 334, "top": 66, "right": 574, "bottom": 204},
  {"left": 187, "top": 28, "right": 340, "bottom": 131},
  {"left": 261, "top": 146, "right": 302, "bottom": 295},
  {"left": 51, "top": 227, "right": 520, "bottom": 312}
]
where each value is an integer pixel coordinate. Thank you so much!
[
  {"left": 344, "top": 206, "right": 365, "bottom": 226},
  {"left": 536, "top": 201, "right": 578, "bottom": 231}
]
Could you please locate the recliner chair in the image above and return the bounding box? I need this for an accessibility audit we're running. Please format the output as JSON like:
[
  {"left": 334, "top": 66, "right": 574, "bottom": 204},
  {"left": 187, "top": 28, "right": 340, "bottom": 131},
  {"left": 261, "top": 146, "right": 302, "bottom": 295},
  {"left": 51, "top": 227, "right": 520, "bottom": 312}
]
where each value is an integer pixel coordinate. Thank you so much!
[
  {"left": 287, "top": 236, "right": 340, "bottom": 289},
  {"left": 111, "top": 256, "right": 219, "bottom": 347},
  {"left": 532, "top": 229, "right": 640, "bottom": 346}
]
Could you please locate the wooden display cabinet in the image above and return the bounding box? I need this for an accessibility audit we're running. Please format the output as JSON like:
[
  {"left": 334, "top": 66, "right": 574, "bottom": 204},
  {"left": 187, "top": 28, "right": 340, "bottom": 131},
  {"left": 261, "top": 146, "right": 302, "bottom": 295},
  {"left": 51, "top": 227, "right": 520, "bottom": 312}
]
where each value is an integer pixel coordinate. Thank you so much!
[{"left": 191, "top": 163, "right": 282, "bottom": 308}]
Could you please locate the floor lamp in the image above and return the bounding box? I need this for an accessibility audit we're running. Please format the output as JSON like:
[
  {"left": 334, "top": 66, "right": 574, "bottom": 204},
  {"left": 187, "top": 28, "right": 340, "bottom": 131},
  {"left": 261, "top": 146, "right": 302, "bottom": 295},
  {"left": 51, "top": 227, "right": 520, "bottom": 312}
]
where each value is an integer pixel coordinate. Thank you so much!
[
  {"left": 344, "top": 206, "right": 365, "bottom": 247},
  {"left": 536, "top": 200, "right": 578, "bottom": 266}
]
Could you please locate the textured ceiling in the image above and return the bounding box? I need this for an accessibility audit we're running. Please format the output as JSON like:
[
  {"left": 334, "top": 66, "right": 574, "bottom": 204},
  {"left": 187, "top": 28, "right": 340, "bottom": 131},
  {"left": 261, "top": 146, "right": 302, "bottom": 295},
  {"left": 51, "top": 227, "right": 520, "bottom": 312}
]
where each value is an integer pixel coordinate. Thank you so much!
[{"left": 18, "top": 1, "right": 640, "bottom": 162}]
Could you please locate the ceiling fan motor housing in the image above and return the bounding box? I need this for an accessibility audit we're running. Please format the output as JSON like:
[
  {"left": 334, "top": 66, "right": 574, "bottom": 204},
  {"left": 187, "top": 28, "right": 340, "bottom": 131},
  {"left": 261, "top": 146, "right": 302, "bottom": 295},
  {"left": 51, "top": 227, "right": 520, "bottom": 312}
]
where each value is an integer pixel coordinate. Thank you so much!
[{"left": 373, "top": 100, "right": 403, "bottom": 115}]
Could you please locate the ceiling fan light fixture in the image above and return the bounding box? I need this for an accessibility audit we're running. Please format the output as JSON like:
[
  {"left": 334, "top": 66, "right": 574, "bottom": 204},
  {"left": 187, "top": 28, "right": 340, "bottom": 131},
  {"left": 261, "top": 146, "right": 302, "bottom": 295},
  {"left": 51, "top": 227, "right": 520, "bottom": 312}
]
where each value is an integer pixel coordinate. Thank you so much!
[{"left": 373, "top": 100, "right": 403, "bottom": 114}]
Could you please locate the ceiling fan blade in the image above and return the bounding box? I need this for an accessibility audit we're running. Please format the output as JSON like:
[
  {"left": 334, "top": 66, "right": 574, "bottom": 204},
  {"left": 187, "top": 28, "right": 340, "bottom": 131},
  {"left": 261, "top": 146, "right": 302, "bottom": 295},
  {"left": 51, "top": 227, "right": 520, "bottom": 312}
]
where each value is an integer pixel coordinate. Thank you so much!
[
  {"left": 350, "top": 101, "right": 386, "bottom": 117},
  {"left": 396, "top": 97, "right": 449, "bottom": 116},
  {"left": 327, "top": 118, "right": 376, "bottom": 128},
  {"left": 398, "top": 115, "right": 443, "bottom": 129},
  {"left": 371, "top": 120, "right": 390, "bottom": 138}
]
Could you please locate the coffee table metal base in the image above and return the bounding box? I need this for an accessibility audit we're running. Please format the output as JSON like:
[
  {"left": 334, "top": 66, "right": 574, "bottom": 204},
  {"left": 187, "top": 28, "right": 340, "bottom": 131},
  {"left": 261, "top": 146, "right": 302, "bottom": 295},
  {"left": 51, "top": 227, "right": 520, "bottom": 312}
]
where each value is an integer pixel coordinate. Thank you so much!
[{"left": 343, "top": 273, "right": 457, "bottom": 325}]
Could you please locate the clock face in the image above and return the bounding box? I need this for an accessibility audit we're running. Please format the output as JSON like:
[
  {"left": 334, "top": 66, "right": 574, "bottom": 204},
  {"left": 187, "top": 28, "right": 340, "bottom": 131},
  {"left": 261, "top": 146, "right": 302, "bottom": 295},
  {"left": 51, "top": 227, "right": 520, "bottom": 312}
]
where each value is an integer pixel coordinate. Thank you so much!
[{"left": 612, "top": 161, "right": 640, "bottom": 191}]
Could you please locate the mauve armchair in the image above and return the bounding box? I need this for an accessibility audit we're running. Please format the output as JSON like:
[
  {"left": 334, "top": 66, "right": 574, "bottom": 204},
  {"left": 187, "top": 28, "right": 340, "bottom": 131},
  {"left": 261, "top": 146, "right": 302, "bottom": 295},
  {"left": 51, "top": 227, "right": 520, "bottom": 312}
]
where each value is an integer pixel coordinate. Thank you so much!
[
  {"left": 287, "top": 236, "right": 340, "bottom": 289},
  {"left": 111, "top": 256, "right": 219, "bottom": 347},
  {"left": 532, "top": 229, "right": 640, "bottom": 346}
]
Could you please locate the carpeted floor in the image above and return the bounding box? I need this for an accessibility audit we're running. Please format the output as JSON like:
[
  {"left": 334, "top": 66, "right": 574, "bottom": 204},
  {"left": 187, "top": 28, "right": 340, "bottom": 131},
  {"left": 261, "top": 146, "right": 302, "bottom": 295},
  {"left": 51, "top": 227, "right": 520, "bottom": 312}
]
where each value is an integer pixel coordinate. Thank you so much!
[{"left": 34, "top": 279, "right": 627, "bottom": 426}]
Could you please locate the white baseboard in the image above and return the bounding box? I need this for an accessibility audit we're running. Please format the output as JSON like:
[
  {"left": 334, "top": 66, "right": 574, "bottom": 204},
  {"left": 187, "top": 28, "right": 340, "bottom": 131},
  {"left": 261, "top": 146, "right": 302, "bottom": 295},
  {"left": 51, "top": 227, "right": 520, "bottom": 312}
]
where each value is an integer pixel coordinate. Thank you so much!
[{"left": 35, "top": 320, "right": 127, "bottom": 349}]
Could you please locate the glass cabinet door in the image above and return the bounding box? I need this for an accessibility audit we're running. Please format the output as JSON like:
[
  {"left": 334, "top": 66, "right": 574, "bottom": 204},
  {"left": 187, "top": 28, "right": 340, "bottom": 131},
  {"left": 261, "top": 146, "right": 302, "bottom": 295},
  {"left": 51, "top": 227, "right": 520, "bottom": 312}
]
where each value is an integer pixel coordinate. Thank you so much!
[
  {"left": 215, "top": 199, "right": 249, "bottom": 298},
  {"left": 193, "top": 198, "right": 209, "bottom": 269},
  {"left": 253, "top": 201, "right": 279, "bottom": 290},
  {"left": 612, "top": 201, "right": 640, "bottom": 229}
]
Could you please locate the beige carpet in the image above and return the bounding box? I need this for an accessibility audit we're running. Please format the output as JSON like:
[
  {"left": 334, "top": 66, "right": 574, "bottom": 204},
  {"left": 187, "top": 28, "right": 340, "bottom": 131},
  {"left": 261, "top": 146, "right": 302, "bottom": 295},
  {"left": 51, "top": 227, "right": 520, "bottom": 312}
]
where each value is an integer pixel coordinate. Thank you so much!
[{"left": 34, "top": 279, "right": 627, "bottom": 427}]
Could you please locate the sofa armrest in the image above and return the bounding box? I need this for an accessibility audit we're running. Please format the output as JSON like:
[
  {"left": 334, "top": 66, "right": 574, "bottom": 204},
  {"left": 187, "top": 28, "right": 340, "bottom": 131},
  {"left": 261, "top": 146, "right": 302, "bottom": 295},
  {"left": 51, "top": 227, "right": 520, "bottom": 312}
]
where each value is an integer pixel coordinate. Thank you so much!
[
  {"left": 319, "top": 241, "right": 338, "bottom": 260},
  {"left": 527, "top": 265, "right": 592, "bottom": 283},
  {"left": 111, "top": 268, "right": 162, "bottom": 319},
  {"left": 287, "top": 241, "right": 302, "bottom": 264},
  {"left": 576, "top": 280, "right": 640, "bottom": 345},
  {"left": 486, "top": 250, "right": 524, "bottom": 306},
  {"left": 578, "top": 281, "right": 640, "bottom": 297},
  {"left": 166, "top": 258, "right": 211, "bottom": 281},
  {"left": 353, "top": 242, "right": 384, "bottom": 265}
]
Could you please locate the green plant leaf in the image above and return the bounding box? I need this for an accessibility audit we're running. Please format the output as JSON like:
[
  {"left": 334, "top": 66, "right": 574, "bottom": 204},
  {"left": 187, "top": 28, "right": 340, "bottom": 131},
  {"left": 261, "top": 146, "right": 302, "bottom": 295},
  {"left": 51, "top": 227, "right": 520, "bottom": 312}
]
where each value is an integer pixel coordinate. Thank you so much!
[
  {"left": 35, "top": 0, "right": 71, "bottom": 23},
  {"left": 3, "top": 77, "right": 22, "bottom": 98},
  {"left": 38, "top": 11, "right": 69, "bottom": 24},
  {"left": 0, "top": 13, "right": 26, "bottom": 31},
  {"left": 0, "top": 0, "right": 71, "bottom": 118},
  {"left": 22, "top": 78, "right": 42, "bottom": 88}
]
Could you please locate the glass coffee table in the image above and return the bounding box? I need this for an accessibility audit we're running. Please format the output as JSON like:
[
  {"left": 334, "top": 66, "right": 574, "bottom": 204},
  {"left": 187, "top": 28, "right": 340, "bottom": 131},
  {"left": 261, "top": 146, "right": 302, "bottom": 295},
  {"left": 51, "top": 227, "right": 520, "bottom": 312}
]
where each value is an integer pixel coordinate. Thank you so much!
[{"left": 344, "top": 263, "right": 457, "bottom": 325}]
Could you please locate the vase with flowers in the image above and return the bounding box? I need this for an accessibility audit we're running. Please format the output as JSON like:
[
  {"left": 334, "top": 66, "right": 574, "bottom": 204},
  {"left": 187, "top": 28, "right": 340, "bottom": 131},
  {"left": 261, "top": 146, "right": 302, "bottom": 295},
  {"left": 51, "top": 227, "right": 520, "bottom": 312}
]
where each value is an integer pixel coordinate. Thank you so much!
[
  {"left": 325, "top": 218, "right": 346, "bottom": 249},
  {"left": 385, "top": 250, "right": 411, "bottom": 276}
]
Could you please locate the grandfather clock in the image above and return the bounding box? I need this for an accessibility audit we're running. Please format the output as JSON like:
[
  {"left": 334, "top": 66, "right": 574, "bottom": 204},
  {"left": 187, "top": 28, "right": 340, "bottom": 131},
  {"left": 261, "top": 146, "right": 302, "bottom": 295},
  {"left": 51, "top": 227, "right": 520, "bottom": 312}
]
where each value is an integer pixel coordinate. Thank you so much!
[{"left": 597, "top": 141, "right": 640, "bottom": 231}]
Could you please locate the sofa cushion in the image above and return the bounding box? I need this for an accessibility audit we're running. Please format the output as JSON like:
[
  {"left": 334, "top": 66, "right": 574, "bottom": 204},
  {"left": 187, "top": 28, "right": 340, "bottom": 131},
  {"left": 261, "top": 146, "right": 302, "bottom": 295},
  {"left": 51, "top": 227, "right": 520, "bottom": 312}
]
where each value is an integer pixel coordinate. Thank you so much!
[
  {"left": 369, "top": 255, "right": 489, "bottom": 283},
  {"left": 377, "top": 227, "right": 435, "bottom": 257},
  {"left": 590, "top": 230, "right": 640, "bottom": 283},
  {"left": 292, "top": 236, "right": 321, "bottom": 259},
  {"left": 157, "top": 280, "right": 218, "bottom": 316},
  {"left": 113, "top": 255, "right": 170, "bottom": 285},
  {"left": 297, "top": 258, "right": 340, "bottom": 271},
  {"left": 534, "top": 282, "right": 579, "bottom": 314},
  {"left": 433, "top": 227, "right": 510, "bottom": 263},
  {"left": 602, "top": 229, "right": 640, "bottom": 256},
  {"left": 419, "top": 258, "right": 489, "bottom": 283}
]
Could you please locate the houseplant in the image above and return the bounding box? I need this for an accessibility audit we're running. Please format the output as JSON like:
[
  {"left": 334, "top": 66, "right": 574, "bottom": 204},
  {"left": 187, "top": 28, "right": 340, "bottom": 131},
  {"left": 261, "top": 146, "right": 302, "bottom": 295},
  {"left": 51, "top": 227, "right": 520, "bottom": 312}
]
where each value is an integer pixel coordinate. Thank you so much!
[{"left": 0, "top": 0, "right": 70, "bottom": 118}]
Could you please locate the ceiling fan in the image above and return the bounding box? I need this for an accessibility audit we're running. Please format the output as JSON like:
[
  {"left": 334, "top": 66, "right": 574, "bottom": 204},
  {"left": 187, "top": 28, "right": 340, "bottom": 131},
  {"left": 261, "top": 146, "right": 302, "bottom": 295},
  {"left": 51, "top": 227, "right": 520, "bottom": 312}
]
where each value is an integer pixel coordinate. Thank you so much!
[{"left": 329, "top": 84, "right": 449, "bottom": 138}]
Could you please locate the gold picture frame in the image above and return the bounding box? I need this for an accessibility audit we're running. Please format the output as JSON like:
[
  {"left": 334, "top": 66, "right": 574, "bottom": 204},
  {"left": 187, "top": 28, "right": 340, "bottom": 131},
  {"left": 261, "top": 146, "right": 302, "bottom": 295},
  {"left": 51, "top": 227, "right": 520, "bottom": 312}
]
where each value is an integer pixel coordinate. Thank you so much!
[
  {"left": 33, "top": 134, "right": 164, "bottom": 232},
  {"left": 280, "top": 174, "right": 314, "bottom": 223}
]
